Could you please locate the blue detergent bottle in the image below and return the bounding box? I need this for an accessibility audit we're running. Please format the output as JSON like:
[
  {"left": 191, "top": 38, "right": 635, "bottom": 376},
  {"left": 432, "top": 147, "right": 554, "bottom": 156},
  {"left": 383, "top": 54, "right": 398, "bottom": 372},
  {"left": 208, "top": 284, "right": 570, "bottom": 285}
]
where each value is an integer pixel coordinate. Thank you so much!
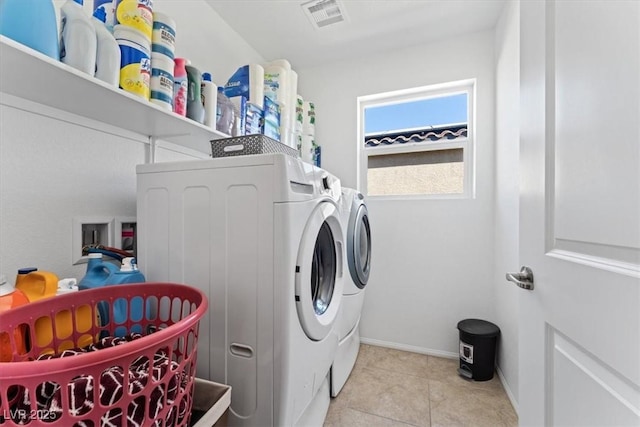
[
  {"left": 0, "top": 0, "right": 59, "bottom": 60},
  {"left": 79, "top": 254, "right": 145, "bottom": 335},
  {"left": 78, "top": 253, "right": 118, "bottom": 290},
  {"left": 78, "top": 253, "right": 119, "bottom": 329},
  {"left": 106, "top": 257, "right": 146, "bottom": 336}
]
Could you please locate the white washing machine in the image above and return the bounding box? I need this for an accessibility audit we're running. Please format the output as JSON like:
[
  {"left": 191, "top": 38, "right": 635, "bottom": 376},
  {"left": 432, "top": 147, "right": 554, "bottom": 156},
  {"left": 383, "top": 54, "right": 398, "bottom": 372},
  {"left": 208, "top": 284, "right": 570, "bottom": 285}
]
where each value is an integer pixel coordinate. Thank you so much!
[
  {"left": 331, "top": 187, "right": 371, "bottom": 396},
  {"left": 136, "top": 153, "right": 344, "bottom": 426}
]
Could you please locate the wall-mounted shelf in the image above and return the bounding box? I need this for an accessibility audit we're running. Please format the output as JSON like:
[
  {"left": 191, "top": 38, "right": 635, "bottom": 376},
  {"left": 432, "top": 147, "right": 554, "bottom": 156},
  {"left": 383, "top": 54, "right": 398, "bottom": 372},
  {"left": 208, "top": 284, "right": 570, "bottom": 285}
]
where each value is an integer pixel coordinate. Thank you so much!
[{"left": 0, "top": 36, "right": 228, "bottom": 155}]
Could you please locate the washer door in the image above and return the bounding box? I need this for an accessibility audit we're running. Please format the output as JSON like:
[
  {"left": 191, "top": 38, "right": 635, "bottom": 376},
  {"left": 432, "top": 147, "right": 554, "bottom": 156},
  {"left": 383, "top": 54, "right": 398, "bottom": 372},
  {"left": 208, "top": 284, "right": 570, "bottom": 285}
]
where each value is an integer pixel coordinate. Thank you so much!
[
  {"left": 295, "top": 201, "right": 344, "bottom": 341},
  {"left": 347, "top": 203, "right": 371, "bottom": 289}
]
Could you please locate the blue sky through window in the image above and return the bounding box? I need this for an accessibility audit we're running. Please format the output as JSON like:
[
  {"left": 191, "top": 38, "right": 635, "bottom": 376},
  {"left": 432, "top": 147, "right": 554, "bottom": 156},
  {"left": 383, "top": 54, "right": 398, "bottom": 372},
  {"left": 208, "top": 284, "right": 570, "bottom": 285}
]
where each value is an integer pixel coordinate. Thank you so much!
[{"left": 365, "top": 93, "right": 468, "bottom": 134}]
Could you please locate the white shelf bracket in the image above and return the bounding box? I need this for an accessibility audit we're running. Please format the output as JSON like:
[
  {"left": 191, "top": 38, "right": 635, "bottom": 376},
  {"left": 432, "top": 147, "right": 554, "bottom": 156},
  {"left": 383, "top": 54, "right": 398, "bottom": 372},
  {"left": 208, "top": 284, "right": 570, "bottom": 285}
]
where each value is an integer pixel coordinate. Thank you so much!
[
  {"left": 148, "top": 132, "right": 199, "bottom": 162},
  {"left": 149, "top": 135, "right": 158, "bottom": 163},
  {"left": 148, "top": 132, "right": 191, "bottom": 163}
]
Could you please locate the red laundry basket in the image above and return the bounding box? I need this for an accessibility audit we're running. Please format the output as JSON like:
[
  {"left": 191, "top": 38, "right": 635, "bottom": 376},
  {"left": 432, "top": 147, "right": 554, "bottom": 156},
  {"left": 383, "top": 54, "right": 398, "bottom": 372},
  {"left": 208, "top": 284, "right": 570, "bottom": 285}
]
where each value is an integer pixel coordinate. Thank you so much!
[{"left": 0, "top": 283, "right": 208, "bottom": 427}]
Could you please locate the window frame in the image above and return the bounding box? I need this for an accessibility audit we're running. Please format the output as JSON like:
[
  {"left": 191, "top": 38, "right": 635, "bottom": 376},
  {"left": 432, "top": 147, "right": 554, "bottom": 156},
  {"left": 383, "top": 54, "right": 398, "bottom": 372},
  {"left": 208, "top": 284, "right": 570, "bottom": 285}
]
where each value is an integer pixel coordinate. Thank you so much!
[{"left": 357, "top": 79, "right": 476, "bottom": 200}]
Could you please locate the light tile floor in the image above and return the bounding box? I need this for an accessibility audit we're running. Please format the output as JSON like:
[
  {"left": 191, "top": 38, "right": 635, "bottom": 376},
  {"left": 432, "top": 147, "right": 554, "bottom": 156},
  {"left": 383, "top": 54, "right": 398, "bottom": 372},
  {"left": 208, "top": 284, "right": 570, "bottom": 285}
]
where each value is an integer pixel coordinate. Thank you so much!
[{"left": 324, "top": 344, "right": 518, "bottom": 427}]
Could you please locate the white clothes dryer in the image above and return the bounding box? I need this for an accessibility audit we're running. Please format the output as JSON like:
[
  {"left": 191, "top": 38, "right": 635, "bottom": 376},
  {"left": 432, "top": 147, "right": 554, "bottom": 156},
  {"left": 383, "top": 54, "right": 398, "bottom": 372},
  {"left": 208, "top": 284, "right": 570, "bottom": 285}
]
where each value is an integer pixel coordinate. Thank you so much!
[
  {"left": 331, "top": 187, "right": 371, "bottom": 396},
  {"left": 136, "top": 153, "right": 344, "bottom": 426}
]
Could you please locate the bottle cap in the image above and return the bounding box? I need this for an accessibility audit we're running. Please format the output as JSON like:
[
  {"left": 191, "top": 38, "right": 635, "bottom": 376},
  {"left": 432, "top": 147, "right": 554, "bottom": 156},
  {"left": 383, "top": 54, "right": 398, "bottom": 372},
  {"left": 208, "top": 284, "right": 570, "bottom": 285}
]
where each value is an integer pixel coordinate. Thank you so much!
[
  {"left": 57, "top": 278, "right": 79, "bottom": 295},
  {"left": 202, "top": 72, "right": 212, "bottom": 82},
  {"left": 93, "top": 7, "right": 107, "bottom": 23},
  {"left": 174, "top": 58, "right": 187, "bottom": 72},
  {"left": 18, "top": 267, "right": 38, "bottom": 275},
  {"left": 120, "top": 257, "right": 138, "bottom": 272}
]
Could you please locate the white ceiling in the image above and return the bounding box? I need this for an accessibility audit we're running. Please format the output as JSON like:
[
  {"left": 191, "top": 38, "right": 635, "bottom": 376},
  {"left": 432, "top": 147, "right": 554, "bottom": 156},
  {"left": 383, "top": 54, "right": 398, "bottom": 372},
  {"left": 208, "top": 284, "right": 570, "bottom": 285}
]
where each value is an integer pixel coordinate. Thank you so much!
[{"left": 205, "top": 0, "right": 507, "bottom": 69}]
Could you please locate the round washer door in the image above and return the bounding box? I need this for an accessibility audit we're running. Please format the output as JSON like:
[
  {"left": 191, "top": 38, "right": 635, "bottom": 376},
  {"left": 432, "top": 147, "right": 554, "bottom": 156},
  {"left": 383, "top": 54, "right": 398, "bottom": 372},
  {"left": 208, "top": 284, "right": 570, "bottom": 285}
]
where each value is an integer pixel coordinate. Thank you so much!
[
  {"left": 347, "top": 203, "right": 371, "bottom": 288},
  {"left": 295, "top": 201, "right": 344, "bottom": 341}
]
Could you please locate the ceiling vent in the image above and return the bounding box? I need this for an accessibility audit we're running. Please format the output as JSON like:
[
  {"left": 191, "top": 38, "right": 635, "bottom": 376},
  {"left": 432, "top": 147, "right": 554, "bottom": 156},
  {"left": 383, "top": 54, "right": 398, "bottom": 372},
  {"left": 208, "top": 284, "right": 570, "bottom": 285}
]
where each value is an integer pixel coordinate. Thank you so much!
[{"left": 301, "top": 0, "right": 349, "bottom": 29}]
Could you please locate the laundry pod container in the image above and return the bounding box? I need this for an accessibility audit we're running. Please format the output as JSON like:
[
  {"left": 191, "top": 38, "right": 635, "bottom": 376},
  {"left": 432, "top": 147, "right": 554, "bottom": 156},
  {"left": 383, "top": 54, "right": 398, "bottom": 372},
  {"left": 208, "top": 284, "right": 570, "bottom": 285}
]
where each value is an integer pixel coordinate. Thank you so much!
[{"left": 456, "top": 318, "right": 500, "bottom": 381}]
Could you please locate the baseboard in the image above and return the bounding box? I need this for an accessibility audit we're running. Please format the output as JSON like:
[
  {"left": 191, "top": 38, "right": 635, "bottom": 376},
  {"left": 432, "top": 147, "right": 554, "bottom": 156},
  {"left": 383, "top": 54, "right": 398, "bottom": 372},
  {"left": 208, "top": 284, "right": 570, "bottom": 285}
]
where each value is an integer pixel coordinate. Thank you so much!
[
  {"left": 496, "top": 365, "right": 519, "bottom": 415},
  {"left": 359, "top": 337, "right": 458, "bottom": 360}
]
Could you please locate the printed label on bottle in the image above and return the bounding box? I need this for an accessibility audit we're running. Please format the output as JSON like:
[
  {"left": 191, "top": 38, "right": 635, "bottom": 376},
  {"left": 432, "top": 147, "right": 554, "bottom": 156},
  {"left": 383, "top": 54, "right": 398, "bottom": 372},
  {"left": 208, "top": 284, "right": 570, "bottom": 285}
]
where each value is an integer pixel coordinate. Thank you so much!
[
  {"left": 119, "top": 44, "right": 151, "bottom": 100},
  {"left": 159, "top": 75, "right": 173, "bottom": 91},
  {"left": 160, "top": 28, "right": 175, "bottom": 45},
  {"left": 173, "top": 79, "right": 188, "bottom": 115},
  {"left": 116, "top": 0, "right": 154, "bottom": 39}
]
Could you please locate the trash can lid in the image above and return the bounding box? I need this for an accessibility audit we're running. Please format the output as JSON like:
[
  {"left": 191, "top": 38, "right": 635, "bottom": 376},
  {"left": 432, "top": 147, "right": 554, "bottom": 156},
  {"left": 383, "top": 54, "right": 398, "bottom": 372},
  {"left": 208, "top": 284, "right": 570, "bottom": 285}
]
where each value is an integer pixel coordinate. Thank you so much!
[{"left": 457, "top": 319, "right": 500, "bottom": 337}]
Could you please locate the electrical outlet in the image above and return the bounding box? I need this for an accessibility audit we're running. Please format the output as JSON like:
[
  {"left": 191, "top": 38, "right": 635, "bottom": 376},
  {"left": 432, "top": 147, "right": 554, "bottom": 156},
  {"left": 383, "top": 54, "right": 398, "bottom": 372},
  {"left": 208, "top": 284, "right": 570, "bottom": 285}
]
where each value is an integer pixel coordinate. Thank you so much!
[
  {"left": 72, "top": 217, "right": 114, "bottom": 265},
  {"left": 115, "top": 216, "right": 137, "bottom": 257}
]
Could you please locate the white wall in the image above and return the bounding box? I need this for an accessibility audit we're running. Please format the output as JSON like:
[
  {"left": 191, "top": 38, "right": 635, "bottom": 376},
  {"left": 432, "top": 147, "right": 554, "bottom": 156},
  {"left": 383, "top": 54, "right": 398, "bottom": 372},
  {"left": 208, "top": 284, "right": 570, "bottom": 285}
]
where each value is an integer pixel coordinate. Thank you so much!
[
  {"left": 493, "top": 0, "right": 520, "bottom": 408},
  {"left": 297, "top": 31, "right": 497, "bottom": 356},
  {"left": 0, "top": 1, "right": 264, "bottom": 280}
]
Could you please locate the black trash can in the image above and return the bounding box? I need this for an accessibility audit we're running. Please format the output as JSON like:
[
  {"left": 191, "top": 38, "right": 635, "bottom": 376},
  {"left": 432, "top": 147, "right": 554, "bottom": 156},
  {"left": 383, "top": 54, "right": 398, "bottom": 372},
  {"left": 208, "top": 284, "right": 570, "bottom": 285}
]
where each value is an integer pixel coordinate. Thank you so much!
[{"left": 457, "top": 319, "right": 500, "bottom": 381}]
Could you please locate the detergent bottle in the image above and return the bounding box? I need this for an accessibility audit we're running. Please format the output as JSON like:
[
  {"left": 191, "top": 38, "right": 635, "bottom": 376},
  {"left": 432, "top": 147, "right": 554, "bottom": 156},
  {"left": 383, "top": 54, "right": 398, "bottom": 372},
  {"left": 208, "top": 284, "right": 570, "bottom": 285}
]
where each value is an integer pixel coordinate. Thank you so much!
[
  {"left": 201, "top": 72, "right": 218, "bottom": 128},
  {"left": 173, "top": 57, "right": 188, "bottom": 116},
  {"left": 14, "top": 268, "right": 58, "bottom": 302},
  {"left": 78, "top": 253, "right": 118, "bottom": 328},
  {"left": 91, "top": 7, "right": 120, "bottom": 86},
  {"left": 79, "top": 255, "right": 145, "bottom": 334},
  {"left": 57, "top": 278, "right": 79, "bottom": 295},
  {"left": 53, "top": 277, "right": 93, "bottom": 348},
  {"left": 14, "top": 267, "right": 37, "bottom": 287},
  {"left": 78, "top": 253, "right": 119, "bottom": 290},
  {"left": 0, "top": 274, "right": 30, "bottom": 362},
  {"left": 185, "top": 63, "right": 205, "bottom": 124},
  {"left": 0, "top": 0, "right": 59, "bottom": 60},
  {"left": 60, "top": 0, "right": 97, "bottom": 75},
  {"left": 109, "top": 257, "right": 146, "bottom": 333}
]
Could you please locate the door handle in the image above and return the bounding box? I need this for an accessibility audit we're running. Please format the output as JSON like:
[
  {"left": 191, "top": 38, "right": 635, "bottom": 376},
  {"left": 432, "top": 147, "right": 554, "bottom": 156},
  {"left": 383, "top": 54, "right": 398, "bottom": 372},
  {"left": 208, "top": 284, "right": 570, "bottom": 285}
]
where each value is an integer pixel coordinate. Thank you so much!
[{"left": 506, "top": 266, "right": 534, "bottom": 290}]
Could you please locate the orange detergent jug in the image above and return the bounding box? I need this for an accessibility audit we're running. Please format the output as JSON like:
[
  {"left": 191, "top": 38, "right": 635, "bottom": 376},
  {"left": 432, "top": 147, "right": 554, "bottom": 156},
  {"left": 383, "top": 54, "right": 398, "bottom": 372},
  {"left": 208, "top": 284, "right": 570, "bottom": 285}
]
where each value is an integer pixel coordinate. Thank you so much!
[
  {"left": 0, "top": 274, "right": 30, "bottom": 362},
  {"left": 15, "top": 268, "right": 58, "bottom": 302},
  {"left": 15, "top": 269, "right": 94, "bottom": 352}
]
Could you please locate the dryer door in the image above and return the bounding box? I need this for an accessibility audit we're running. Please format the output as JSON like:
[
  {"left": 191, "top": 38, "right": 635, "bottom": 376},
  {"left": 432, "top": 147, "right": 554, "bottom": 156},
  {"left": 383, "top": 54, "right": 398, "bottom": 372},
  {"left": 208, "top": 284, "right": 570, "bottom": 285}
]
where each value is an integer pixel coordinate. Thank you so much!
[
  {"left": 295, "top": 201, "right": 344, "bottom": 341},
  {"left": 347, "top": 203, "right": 371, "bottom": 289}
]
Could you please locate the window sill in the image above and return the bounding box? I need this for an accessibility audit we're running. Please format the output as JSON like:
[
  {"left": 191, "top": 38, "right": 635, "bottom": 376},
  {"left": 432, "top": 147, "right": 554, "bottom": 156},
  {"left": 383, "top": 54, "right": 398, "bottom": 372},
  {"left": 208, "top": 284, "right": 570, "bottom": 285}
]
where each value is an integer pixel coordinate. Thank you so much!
[{"left": 366, "top": 192, "right": 473, "bottom": 201}]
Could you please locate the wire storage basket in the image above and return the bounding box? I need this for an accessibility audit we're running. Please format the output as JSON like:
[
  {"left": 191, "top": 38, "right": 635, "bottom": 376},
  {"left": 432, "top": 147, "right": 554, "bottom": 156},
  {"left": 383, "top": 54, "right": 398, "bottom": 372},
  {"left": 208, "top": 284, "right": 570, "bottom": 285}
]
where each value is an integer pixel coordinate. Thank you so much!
[{"left": 0, "top": 283, "right": 207, "bottom": 427}]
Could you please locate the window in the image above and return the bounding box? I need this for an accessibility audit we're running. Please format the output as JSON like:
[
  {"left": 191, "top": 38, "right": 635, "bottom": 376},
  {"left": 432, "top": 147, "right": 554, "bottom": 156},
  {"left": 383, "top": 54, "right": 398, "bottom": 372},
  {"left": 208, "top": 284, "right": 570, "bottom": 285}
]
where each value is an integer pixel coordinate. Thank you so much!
[{"left": 358, "top": 80, "right": 475, "bottom": 198}]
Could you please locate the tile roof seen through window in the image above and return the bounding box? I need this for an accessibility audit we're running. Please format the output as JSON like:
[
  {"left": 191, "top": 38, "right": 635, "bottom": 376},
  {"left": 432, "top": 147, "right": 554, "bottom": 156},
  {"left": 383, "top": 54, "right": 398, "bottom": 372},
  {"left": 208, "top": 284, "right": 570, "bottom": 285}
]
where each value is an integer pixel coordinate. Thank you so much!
[{"left": 365, "top": 124, "right": 467, "bottom": 148}]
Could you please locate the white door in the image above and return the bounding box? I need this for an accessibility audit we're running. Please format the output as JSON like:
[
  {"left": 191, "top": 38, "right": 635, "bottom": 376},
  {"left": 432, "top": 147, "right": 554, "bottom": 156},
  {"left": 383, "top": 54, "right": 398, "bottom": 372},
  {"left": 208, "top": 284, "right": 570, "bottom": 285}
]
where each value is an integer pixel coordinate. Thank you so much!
[{"left": 517, "top": 1, "right": 640, "bottom": 425}]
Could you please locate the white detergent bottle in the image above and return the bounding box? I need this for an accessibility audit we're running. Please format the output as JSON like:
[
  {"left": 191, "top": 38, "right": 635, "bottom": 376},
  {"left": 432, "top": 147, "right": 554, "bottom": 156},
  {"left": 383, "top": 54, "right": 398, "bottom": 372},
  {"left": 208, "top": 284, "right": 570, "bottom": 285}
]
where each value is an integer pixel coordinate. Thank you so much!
[
  {"left": 91, "top": 7, "right": 120, "bottom": 86},
  {"left": 201, "top": 72, "right": 218, "bottom": 128},
  {"left": 56, "top": 278, "right": 78, "bottom": 296},
  {"left": 60, "top": 0, "right": 97, "bottom": 75}
]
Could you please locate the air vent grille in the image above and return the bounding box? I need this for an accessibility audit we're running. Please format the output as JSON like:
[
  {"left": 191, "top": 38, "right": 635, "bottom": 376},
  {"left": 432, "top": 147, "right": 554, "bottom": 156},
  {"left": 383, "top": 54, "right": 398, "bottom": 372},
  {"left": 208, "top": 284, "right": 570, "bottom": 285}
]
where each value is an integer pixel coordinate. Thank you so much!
[{"left": 302, "top": 0, "right": 348, "bottom": 29}]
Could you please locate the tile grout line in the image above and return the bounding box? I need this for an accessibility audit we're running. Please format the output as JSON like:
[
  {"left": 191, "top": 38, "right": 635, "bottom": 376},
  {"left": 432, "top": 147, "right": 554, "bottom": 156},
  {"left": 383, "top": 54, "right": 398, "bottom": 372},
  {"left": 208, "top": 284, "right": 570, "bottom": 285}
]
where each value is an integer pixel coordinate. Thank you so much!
[
  {"left": 358, "top": 364, "right": 504, "bottom": 394},
  {"left": 346, "top": 407, "right": 422, "bottom": 427},
  {"left": 428, "top": 380, "right": 433, "bottom": 427}
]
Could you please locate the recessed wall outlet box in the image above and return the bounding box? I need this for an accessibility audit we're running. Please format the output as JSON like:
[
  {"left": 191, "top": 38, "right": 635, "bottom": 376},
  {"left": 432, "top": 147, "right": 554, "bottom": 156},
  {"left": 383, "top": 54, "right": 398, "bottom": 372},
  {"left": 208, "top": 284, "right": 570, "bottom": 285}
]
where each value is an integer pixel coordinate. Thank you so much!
[
  {"left": 115, "top": 216, "right": 137, "bottom": 256},
  {"left": 72, "top": 217, "right": 114, "bottom": 265}
]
